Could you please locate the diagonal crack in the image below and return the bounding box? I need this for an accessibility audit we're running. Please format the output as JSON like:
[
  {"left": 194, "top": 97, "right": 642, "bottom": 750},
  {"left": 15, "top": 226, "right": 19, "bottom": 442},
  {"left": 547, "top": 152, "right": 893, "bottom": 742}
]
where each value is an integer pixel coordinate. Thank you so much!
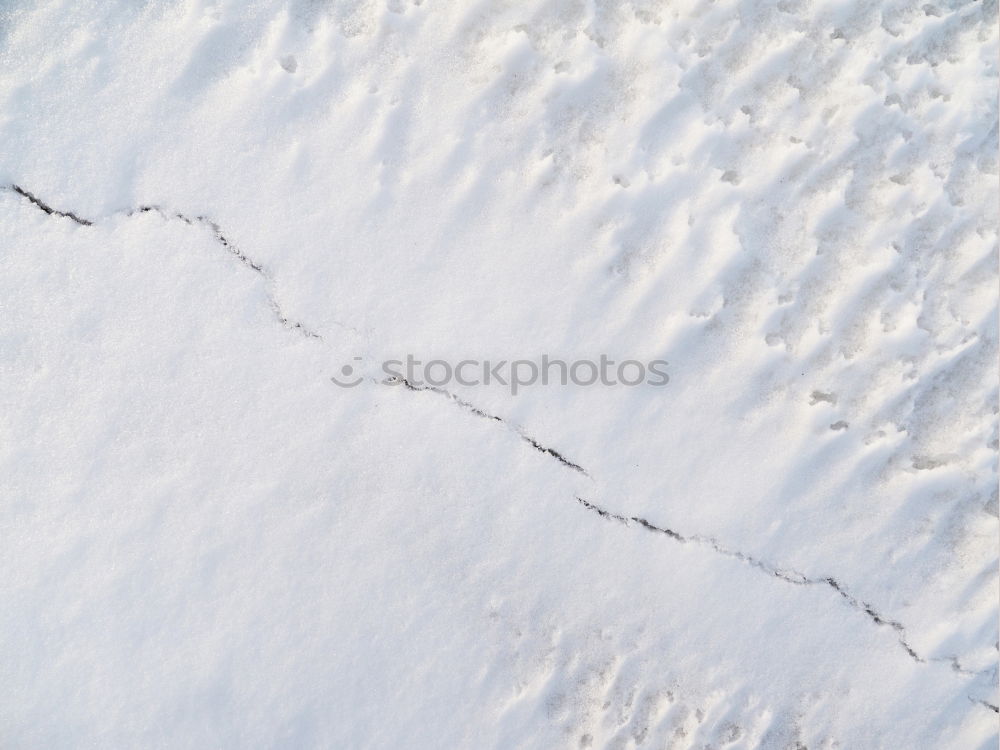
[
  {"left": 7, "top": 182, "right": 587, "bottom": 479},
  {"left": 6, "top": 185, "right": 322, "bottom": 341},
  {"left": 131, "top": 206, "right": 264, "bottom": 272},
  {"left": 130, "top": 204, "right": 324, "bottom": 340},
  {"left": 12, "top": 184, "right": 93, "bottom": 225},
  {"left": 127, "top": 204, "right": 325, "bottom": 341},
  {"left": 971, "top": 698, "right": 999, "bottom": 714},
  {"left": 576, "top": 496, "right": 994, "bottom": 678},
  {"left": 9, "top": 183, "right": 994, "bottom": 691},
  {"left": 389, "top": 377, "right": 588, "bottom": 475}
]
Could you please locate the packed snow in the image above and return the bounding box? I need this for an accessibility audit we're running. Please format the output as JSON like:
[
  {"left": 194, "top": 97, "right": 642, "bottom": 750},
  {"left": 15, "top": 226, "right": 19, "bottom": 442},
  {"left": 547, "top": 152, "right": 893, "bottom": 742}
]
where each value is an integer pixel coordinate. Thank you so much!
[{"left": 0, "top": 0, "right": 997, "bottom": 747}]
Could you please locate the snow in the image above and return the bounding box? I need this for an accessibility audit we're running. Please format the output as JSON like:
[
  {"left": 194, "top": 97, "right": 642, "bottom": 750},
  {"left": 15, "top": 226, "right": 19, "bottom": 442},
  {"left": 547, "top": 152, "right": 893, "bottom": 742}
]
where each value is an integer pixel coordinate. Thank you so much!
[{"left": 0, "top": 0, "right": 997, "bottom": 747}]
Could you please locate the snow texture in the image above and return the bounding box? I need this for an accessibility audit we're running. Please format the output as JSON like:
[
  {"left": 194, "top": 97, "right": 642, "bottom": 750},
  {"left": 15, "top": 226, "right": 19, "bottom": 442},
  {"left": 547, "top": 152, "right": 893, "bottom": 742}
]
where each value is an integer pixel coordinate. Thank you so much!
[{"left": 0, "top": 0, "right": 997, "bottom": 747}]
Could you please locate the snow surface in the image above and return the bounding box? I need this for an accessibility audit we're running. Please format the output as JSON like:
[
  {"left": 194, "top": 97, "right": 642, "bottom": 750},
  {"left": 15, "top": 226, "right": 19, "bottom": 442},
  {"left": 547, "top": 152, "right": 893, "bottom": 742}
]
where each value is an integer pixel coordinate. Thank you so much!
[{"left": 0, "top": 0, "right": 997, "bottom": 747}]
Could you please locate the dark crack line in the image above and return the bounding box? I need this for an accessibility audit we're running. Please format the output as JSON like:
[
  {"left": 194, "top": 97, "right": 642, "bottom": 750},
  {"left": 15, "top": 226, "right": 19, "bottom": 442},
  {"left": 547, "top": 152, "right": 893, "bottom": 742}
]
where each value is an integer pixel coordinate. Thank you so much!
[
  {"left": 6, "top": 186, "right": 321, "bottom": 341},
  {"left": 128, "top": 204, "right": 323, "bottom": 340},
  {"left": 576, "top": 496, "right": 992, "bottom": 676},
  {"left": 372, "top": 373, "right": 991, "bottom": 682},
  {"left": 971, "top": 698, "right": 999, "bottom": 714},
  {"left": 11, "top": 184, "right": 93, "bottom": 225},
  {"left": 131, "top": 205, "right": 264, "bottom": 272},
  {"left": 10, "top": 183, "right": 992, "bottom": 686},
  {"left": 928, "top": 655, "right": 985, "bottom": 677},
  {"left": 389, "top": 377, "right": 588, "bottom": 475}
]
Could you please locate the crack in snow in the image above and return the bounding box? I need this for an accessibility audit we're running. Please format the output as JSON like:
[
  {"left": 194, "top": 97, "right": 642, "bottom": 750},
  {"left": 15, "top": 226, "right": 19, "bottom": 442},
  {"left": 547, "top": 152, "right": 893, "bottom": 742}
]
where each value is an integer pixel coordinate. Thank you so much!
[
  {"left": 6, "top": 182, "right": 586, "bottom": 478},
  {"left": 6, "top": 185, "right": 323, "bottom": 341},
  {"left": 10, "top": 183, "right": 993, "bottom": 692},
  {"left": 388, "top": 376, "right": 589, "bottom": 475},
  {"left": 128, "top": 204, "right": 324, "bottom": 341},
  {"left": 11, "top": 184, "right": 93, "bottom": 226},
  {"left": 575, "top": 496, "right": 993, "bottom": 678},
  {"left": 971, "top": 698, "right": 999, "bottom": 714}
]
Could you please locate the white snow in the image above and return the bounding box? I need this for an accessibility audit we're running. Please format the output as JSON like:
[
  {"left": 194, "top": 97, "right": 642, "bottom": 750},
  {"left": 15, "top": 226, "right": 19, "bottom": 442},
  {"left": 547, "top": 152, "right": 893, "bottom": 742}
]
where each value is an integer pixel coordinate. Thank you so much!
[{"left": 0, "top": 0, "right": 997, "bottom": 747}]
